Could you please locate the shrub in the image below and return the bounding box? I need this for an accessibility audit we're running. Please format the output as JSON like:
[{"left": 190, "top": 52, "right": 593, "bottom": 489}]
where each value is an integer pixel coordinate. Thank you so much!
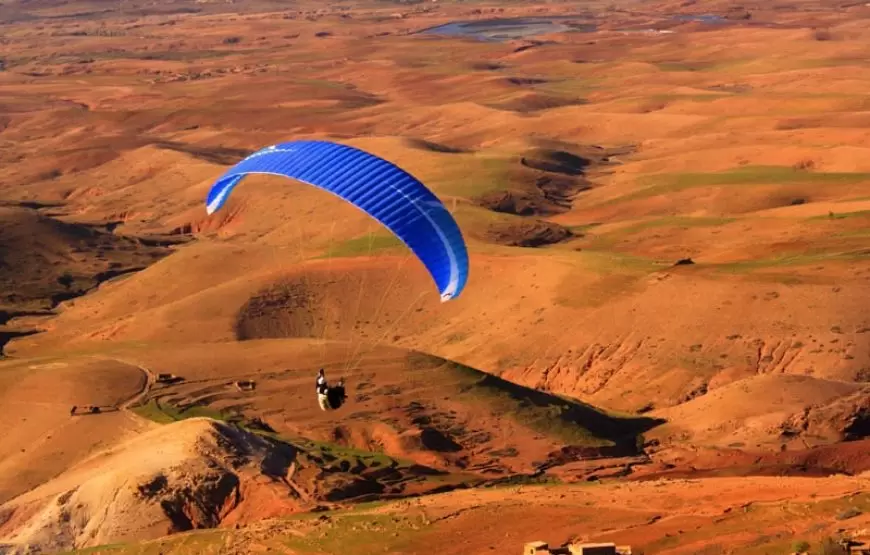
[
  {"left": 814, "top": 536, "right": 843, "bottom": 555},
  {"left": 812, "top": 28, "right": 833, "bottom": 41}
]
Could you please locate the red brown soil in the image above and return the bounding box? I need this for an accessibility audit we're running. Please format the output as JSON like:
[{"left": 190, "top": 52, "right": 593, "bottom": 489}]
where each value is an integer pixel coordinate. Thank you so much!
[
  {"left": 632, "top": 439, "right": 870, "bottom": 480},
  {"left": 0, "top": 357, "right": 151, "bottom": 504},
  {"left": 94, "top": 474, "right": 870, "bottom": 555},
  {"left": 1, "top": 0, "right": 870, "bottom": 551},
  {"left": 0, "top": 419, "right": 306, "bottom": 552},
  {"left": 114, "top": 340, "right": 654, "bottom": 474}
]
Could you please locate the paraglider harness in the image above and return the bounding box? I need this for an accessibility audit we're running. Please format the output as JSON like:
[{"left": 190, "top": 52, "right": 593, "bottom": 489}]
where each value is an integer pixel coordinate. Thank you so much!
[{"left": 315, "top": 372, "right": 347, "bottom": 411}]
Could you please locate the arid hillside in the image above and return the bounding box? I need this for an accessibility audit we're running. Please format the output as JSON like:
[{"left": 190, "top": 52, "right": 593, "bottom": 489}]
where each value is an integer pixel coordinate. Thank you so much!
[
  {"left": 1, "top": 0, "right": 870, "bottom": 552},
  {"left": 8, "top": 457, "right": 869, "bottom": 555}
]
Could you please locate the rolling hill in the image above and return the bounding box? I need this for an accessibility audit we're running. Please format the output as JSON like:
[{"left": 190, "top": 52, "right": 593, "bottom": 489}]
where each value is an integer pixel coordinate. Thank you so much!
[{"left": 1, "top": 0, "right": 870, "bottom": 551}]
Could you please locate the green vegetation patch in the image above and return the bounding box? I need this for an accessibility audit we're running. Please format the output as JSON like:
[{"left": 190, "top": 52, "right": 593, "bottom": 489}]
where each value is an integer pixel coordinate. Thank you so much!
[
  {"left": 587, "top": 216, "right": 735, "bottom": 249},
  {"left": 653, "top": 61, "right": 718, "bottom": 72},
  {"left": 131, "top": 396, "right": 429, "bottom": 478},
  {"left": 131, "top": 399, "right": 227, "bottom": 424},
  {"left": 551, "top": 249, "right": 664, "bottom": 308},
  {"left": 406, "top": 352, "right": 660, "bottom": 448},
  {"left": 710, "top": 250, "right": 868, "bottom": 273},
  {"left": 649, "top": 57, "right": 762, "bottom": 73},
  {"left": 429, "top": 154, "right": 517, "bottom": 198},
  {"left": 37, "top": 48, "right": 241, "bottom": 66},
  {"left": 282, "top": 512, "right": 426, "bottom": 554},
  {"left": 635, "top": 493, "right": 870, "bottom": 555},
  {"left": 604, "top": 166, "right": 870, "bottom": 206},
  {"left": 835, "top": 228, "right": 870, "bottom": 239},
  {"left": 289, "top": 435, "right": 407, "bottom": 470},
  {"left": 654, "top": 165, "right": 870, "bottom": 186},
  {"left": 62, "top": 529, "right": 231, "bottom": 554},
  {"left": 646, "top": 93, "right": 731, "bottom": 102},
  {"left": 533, "top": 77, "right": 602, "bottom": 97},
  {"left": 574, "top": 248, "right": 662, "bottom": 274},
  {"left": 568, "top": 222, "right": 603, "bottom": 234},
  {"left": 293, "top": 78, "right": 356, "bottom": 90},
  {"left": 809, "top": 209, "right": 870, "bottom": 221},
  {"left": 319, "top": 232, "right": 407, "bottom": 258},
  {"left": 554, "top": 271, "right": 645, "bottom": 309}
]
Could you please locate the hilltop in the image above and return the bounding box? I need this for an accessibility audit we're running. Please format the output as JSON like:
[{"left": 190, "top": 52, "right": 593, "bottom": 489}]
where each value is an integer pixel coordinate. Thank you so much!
[{"left": 1, "top": 418, "right": 313, "bottom": 553}]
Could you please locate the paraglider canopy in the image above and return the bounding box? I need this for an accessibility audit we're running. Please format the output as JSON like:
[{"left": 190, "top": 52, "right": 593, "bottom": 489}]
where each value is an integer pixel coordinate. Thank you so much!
[{"left": 204, "top": 140, "right": 469, "bottom": 302}]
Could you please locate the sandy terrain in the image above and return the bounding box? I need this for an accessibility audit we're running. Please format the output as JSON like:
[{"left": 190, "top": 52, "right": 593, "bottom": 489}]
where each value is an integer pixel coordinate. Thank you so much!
[
  {"left": 1, "top": 0, "right": 870, "bottom": 551},
  {"left": 0, "top": 418, "right": 306, "bottom": 553},
  {"left": 38, "top": 470, "right": 870, "bottom": 555},
  {"left": 0, "top": 356, "right": 152, "bottom": 504}
]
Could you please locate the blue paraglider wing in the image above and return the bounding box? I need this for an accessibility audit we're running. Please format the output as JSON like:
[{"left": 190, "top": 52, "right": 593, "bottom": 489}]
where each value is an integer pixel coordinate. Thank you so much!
[{"left": 205, "top": 140, "right": 468, "bottom": 301}]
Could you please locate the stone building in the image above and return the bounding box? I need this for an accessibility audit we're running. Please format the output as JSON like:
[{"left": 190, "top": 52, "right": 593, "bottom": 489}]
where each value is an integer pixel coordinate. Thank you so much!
[{"left": 524, "top": 541, "right": 631, "bottom": 555}]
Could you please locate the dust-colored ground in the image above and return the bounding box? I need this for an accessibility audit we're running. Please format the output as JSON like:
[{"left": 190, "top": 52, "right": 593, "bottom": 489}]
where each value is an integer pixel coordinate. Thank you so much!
[
  {"left": 34, "top": 471, "right": 870, "bottom": 555},
  {"left": 0, "top": 356, "right": 152, "bottom": 505},
  {"left": 1, "top": 0, "right": 870, "bottom": 551}
]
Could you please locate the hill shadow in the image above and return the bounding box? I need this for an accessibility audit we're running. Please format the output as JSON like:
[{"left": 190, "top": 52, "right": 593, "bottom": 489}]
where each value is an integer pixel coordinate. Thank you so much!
[
  {"left": 152, "top": 141, "right": 253, "bottom": 165},
  {"left": 489, "top": 93, "right": 588, "bottom": 114},
  {"left": 520, "top": 149, "right": 591, "bottom": 176},
  {"left": 403, "top": 138, "right": 472, "bottom": 154},
  {"left": 476, "top": 143, "right": 634, "bottom": 219},
  {"left": 0, "top": 329, "right": 39, "bottom": 357},
  {"left": 408, "top": 352, "right": 665, "bottom": 456}
]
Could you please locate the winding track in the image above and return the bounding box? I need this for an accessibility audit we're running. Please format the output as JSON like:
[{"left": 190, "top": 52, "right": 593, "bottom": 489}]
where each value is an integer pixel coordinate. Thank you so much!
[
  {"left": 0, "top": 357, "right": 159, "bottom": 509},
  {"left": 91, "top": 356, "right": 157, "bottom": 426},
  {"left": 118, "top": 361, "right": 156, "bottom": 411}
]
